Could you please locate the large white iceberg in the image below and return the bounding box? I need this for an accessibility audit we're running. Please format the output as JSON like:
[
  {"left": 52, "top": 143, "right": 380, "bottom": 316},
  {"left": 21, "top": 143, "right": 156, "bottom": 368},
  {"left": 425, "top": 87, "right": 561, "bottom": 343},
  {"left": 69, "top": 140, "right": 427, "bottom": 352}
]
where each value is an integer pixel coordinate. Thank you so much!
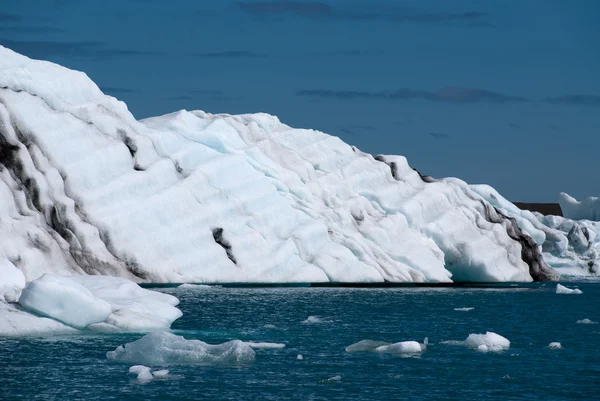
[
  {"left": 0, "top": 45, "right": 570, "bottom": 288},
  {"left": 559, "top": 193, "right": 600, "bottom": 222}
]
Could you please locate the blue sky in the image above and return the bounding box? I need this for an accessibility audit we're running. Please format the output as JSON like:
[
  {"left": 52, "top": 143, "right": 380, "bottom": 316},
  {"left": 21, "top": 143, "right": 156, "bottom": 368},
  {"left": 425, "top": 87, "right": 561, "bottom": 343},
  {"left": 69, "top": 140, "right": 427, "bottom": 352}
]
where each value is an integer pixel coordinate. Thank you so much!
[{"left": 1, "top": 0, "right": 599, "bottom": 201}]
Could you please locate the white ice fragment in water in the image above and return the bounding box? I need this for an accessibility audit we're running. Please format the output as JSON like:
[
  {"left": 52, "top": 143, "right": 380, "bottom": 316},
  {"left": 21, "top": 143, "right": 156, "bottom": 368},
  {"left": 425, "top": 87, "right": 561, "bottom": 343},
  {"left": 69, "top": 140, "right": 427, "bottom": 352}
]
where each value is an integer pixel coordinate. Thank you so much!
[
  {"left": 347, "top": 338, "right": 427, "bottom": 354},
  {"left": 129, "top": 365, "right": 153, "bottom": 383},
  {"left": 548, "top": 342, "right": 562, "bottom": 349},
  {"left": 556, "top": 284, "right": 582, "bottom": 295},
  {"left": 245, "top": 342, "right": 286, "bottom": 349},
  {"left": 151, "top": 369, "right": 170, "bottom": 379},
  {"left": 443, "top": 332, "right": 510, "bottom": 352},
  {"left": 576, "top": 318, "right": 598, "bottom": 324},
  {"left": 107, "top": 332, "right": 255, "bottom": 365},
  {"left": 297, "top": 354, "right": 303, "bottom": 360},
  {"left": 302, "top": 316, "right": 329, "bottom": 324},
  {"left": 454, "top": 307, "right": 474, "bottom": 311},
  {"left": 320, "top": 375, "right": 342, "bottom": 383},
  {"left": 262, "top": 324, "right": 278, "bottom": 329},
  {"left": 345, "top": 340, "right": 390, "bottom": 353},
  {"left": 18, "top": 274, "right": 112, "bottom": 329},
  {"left": 178, "top": 284, "right": 219, "bottom": 290}
]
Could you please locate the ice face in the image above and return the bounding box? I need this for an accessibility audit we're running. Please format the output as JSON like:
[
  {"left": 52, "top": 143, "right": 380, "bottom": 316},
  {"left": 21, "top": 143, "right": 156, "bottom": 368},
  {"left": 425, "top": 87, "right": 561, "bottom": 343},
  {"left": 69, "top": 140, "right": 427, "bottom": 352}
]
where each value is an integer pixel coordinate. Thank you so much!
[
  {"left": 556, "top": 284, "right": 583, "bottom": 295},
  {"left": 107, "top": 332, "right": 256, "bottom": 366},
  {"left": 559, "top": 193, "right": 600, "bottom": 222},
  {"left": 18, "top": 274, "right": 112, "bottom": 329},
  {"left": 129, "top": 365, "right": 153, "bottom": 383},
  {"left": 345, "top": 340, "right": 390, "bottom": 353},
  {"left": 0, "top": 274, "right": 181, "bottom": 336},
  {"left": 0, "top": 45, "right": 567, "bottom": 285}
]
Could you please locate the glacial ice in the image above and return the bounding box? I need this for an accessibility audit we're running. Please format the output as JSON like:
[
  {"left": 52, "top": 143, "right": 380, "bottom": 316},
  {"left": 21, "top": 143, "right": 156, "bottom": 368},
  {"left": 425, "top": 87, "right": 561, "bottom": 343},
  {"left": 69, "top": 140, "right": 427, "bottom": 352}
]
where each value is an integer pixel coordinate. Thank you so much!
[
  {"left": 107, "top": 332, "right": 256, "bottom": 366},
  {"left": 151, "top": 369, "right": 170, "bottom": 379},
  {"left": 576, "top": 319, "right": 597, "bottom": 324},
  {"left": 0, "top": 273, "right": 181, "bottom": 336},
  {"left": 129, "top": 365, "right": 153, "bottom": 383},
  {"left": 0, "top": 44, "right": 570, "bottom": 289},
  {"left": 556, "top": 284, "right": 582, "bottom": 295},
  {"left": 346, "top": 338, "right": 427, "bottom": 354},
  {"left": 454, "top": 307, "right": 474, "bottom": 311},
  {"left": 18, "top": 274, "right": 112, "bottom": 329},
  {"left": 548, "top": 342, "right": 562, "bottom": 349},
  {"left": 559, "top": 193, "right": 600, "bottom": 222},
  {"left": 302, "top": 316, "right": 328, "bottom": 324},
  {"left": 443, "top": 332, "right": 510, "bottom": 352},
  {"left": 245, "top": 342, "right": 286, "bottom": 349}
]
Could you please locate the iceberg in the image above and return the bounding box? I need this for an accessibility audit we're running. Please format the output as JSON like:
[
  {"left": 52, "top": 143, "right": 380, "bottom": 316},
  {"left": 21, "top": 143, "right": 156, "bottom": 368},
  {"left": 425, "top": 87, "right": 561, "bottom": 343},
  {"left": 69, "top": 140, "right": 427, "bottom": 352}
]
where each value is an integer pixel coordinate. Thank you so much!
[
  {"left": 4, "top": 44, "right": 600, "bottom": 290},
  {"left": 556, "top": 284, "right": 582, "bottom": 295},
  {"left": 346, "top": 338, "right": 427, "bottom": 354},
  {"left": 442, "top": 332, "right": 510, "bottom": 352},
  {"left": 107, "top": 332, "right": 256, "bottom": 366},
  {"left": 0, "top": 273, "right": 181, "bottom": 336},
  {"left": 548, "top": 342, "right": 562, "bottom": 349},
  {"left": 559, "top": 193, "right": 600, "bottom": 222}
]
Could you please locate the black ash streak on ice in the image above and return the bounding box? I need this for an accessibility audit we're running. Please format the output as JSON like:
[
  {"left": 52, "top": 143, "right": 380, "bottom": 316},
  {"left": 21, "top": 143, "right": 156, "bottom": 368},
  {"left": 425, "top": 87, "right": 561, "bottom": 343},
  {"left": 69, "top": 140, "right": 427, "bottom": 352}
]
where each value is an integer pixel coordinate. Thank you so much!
[{"left": 374, "top": 154, "right": 557, "bottom": 282}]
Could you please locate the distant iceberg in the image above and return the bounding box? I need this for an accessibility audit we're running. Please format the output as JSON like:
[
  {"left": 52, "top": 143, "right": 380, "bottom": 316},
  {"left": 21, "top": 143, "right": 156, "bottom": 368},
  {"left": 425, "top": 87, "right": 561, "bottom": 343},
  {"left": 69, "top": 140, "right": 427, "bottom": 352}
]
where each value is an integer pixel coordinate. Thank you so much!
[{"left": 1, "top": 44, "right": 599, "bottom": 299}]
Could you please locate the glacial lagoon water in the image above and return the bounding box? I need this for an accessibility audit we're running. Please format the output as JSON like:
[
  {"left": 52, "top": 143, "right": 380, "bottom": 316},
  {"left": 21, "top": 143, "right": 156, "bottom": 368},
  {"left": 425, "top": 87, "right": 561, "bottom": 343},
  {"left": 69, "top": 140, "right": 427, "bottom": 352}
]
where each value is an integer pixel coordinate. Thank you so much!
[{"left": 1, "top": 283, "right": 599, "bottom": 400}]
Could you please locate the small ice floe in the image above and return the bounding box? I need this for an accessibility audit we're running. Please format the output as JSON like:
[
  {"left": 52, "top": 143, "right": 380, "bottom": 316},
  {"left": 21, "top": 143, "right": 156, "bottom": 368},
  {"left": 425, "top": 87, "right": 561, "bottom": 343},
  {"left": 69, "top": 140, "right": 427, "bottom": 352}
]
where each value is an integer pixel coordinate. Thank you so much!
[
  {"left": 346, "top": 338, "right": 427, "bottom": 356},
  {"left": 556, "top": 284, "right": 582, "bottom": 295},
  {"left": 442, "top": 332, "right": 510, "bottom": 352},
  {"left": 548, "top": 342, "right": 562, "bottom": 349},
  {"left": 297, "top": 354, "right": 304, "bottom": 360},
  {"left": 151, "top": 369, "right": 170, "bottom": 379},
  {"left": 108, "top": 332, "right": 255, "bottom": 365},
  {"left": 302, "top": 316, "right": 329, "bottom": 324},
  {"left": 454, "top": 307, "right": 474, "bottom": 312},
  {"left": 576, "top": 319, "right": 598, "bottom": 324},
  {"left": 178, "top": 284, "right": 220, "bottom": 290},
  {"left": 319, "top": 375, "right": 342, "bottom": 383},
  {"left": 129, "top": 365, "right": 153, "bottom": 383},
  {"left": 503, "top": 375, "right": 512, "bottom": 380},
  {"left": 262, "top": 324, "right": 278, "bottom": 329},
  {"left": 245, "top": 342, "right": 286, "bottom": 349}
]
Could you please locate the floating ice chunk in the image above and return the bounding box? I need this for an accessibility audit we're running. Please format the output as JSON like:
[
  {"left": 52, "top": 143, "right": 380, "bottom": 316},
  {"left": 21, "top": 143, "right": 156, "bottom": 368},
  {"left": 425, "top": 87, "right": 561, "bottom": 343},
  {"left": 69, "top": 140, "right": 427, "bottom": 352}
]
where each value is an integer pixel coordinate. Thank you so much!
[
  {"left": 0, "top": 301, "right": 78, "bottom": 337},
  {"left": 245, "top": 342, "right": 286, "bottom": 349},
  {"left": 556, "top": 284, "right": 582, "bottom": 295},
  {"left": 548, "top": 342, "right": 562, "bottom": 349},
  {"left": 107, "top": 332, "right": 255, "bottom": 366},
  {"left": 454, "top": 307, "right": 474, "bottom": 311},
  {"left": 18, "top": 274, "right": 112, "bottom": 329},
  {"left": 347, "top": 338, "right": 427, "bottom": 354},
  {"left": 129, "top": 365, "right": 153, "bottom": 383},
  {"left": 375, "top": 341, "right": 424, "bottom": 355},
  {"left": 262, "top": 324, "right": 278, "bottom": 329},
  {"left": 464, "top": 332, "right": 510, "bottom": 352},
  {"left": 576, "top": 318, "right": 598, "bottom": 324},
  {"left": 302, "top": 316, "right": 328, "bottom": 324},
  {"left": 443, "top": 332, "right": 510, "bottom": 352},
  {"left": 151, "top": 369, "right": 169, "bottom": 379},
  {"left": 297, "top": 354, "right": 303, "bottom": 360},
  {"left": 178, "top": 284, "right": 217, "bottom": 290},
  {"left": 345, "top": 340, "right": 390, "bottom": 353},
  {"left": 320, "top": 375, "right": 342, "bottom": 383}
]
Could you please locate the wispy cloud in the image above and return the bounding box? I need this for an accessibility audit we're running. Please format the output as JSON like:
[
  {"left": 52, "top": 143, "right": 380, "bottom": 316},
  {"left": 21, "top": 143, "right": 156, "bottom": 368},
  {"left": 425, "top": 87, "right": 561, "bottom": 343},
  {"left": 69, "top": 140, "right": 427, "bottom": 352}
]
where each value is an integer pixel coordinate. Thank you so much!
[
  {"left": 234, "top": 2, "right": 490, "bottom": 26},
  {"left": 191, "top": 50, "right": 267, "bottom": 59},
  {"left": 0, "top": 38, "right": 161, "bottom": 60},
  {"left": 546, "top": 94, "right": 600, "bottom": 107},
  {"left": 429, "top": 132, "right": 450, "bottom": 139},
  {"left": 297, "top": 87, "right": 528, "bottom": 104}
]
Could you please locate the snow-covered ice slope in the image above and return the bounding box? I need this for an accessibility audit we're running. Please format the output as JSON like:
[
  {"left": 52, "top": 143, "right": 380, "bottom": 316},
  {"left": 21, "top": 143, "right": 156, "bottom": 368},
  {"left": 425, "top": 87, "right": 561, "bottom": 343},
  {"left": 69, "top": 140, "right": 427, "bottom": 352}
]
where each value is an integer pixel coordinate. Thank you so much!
[{"left": 0, "top": 45, "right": 572, "bottom": 288}]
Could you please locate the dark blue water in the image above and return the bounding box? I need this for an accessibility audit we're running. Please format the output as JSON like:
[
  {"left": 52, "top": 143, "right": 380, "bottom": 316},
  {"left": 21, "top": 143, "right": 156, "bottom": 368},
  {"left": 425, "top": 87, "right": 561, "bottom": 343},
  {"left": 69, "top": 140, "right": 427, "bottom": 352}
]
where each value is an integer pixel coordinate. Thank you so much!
[{"left": 1, "top": 283, "right": 599, "bottom": 400}]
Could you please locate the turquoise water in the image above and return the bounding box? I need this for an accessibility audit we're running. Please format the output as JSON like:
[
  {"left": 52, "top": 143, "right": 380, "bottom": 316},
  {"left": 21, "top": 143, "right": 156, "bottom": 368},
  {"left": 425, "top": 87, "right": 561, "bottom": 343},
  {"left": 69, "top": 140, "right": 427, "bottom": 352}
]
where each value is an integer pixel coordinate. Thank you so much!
[{"left": 1, "top": 283, "right": 599, "bottom": 400}]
